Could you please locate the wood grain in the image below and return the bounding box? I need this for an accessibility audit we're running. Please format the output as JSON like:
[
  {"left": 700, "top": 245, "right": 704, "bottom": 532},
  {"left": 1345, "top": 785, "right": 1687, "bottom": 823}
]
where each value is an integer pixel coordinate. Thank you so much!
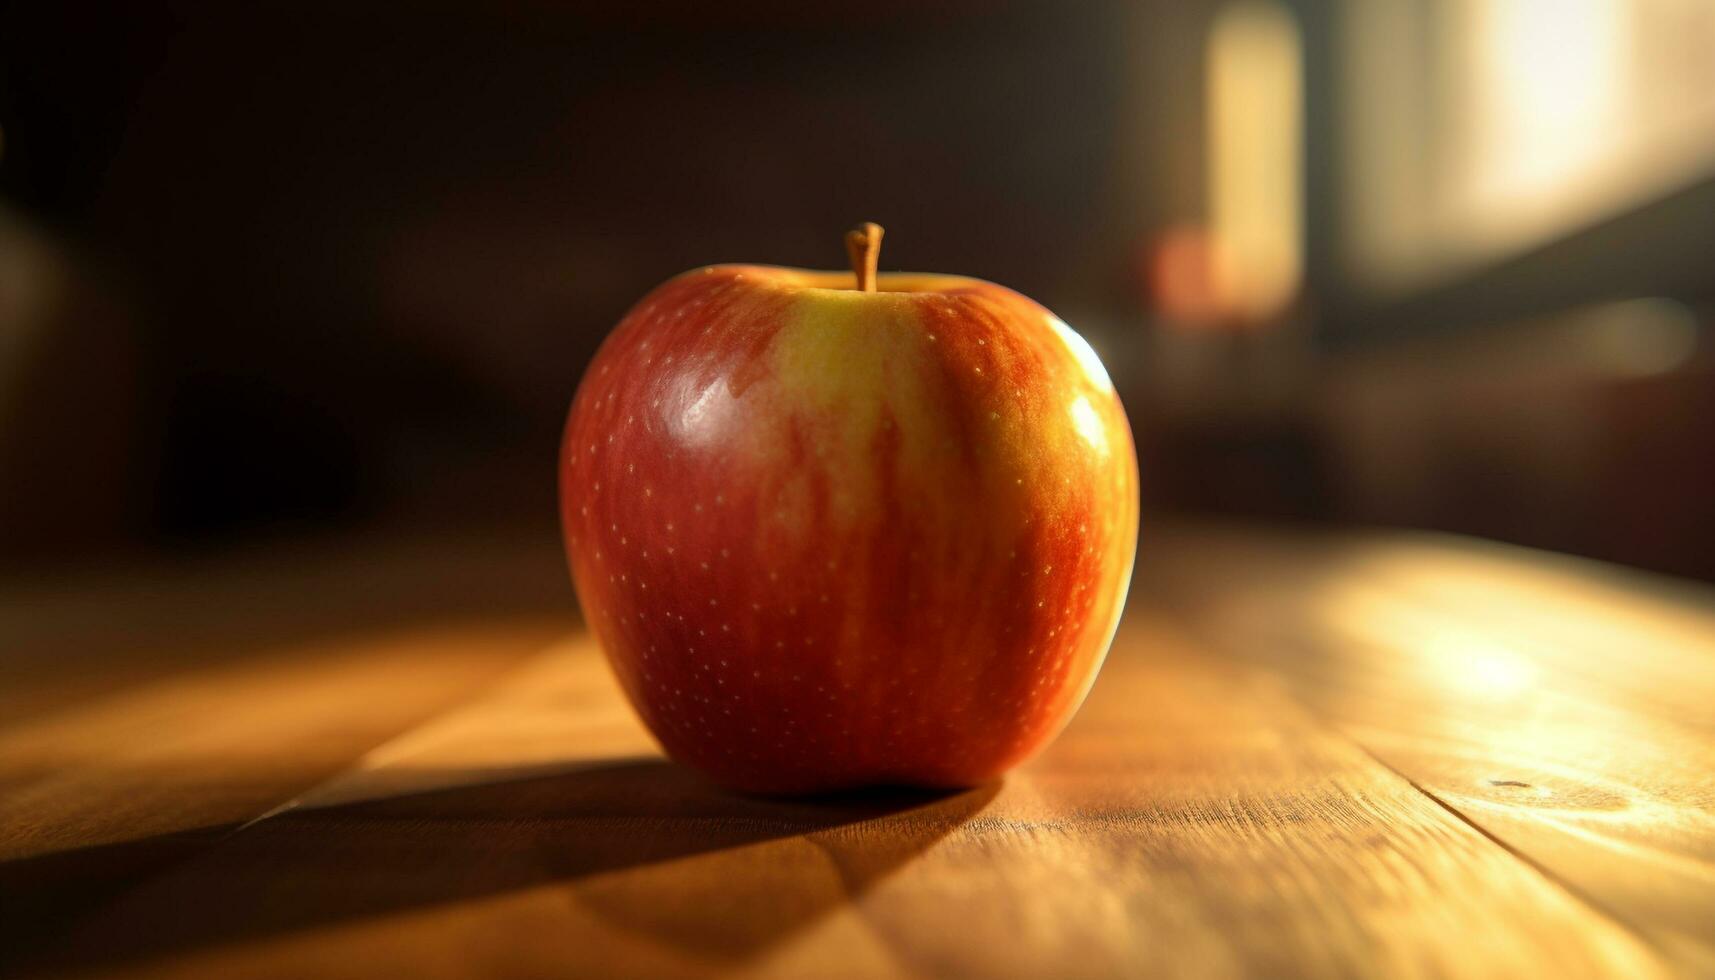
[
  {"left": 13, "top": 621, "right": 1668, "bottom": 979},
  {"left": 7, "top": 524, "right": 1713, "bottom": 978},
  {"left": 0, "top": 534, "right": 574, "bottom": 966},
  {"left": 1145, "top": 523, "right": 1715, "bottom": 974}
]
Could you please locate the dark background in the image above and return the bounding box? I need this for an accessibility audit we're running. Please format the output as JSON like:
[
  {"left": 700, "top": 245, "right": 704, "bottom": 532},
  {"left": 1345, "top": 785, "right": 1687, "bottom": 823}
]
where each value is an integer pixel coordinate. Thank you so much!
[{"left": 3, "top": 0, "right": 1713, "bottom": 579}]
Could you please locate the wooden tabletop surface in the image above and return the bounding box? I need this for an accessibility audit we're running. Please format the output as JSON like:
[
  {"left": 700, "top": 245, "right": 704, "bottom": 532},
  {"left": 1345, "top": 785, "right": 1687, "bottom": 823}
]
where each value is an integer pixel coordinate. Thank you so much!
[{"left": 3, "top": 523, "right": 1712, "bottom": 979}]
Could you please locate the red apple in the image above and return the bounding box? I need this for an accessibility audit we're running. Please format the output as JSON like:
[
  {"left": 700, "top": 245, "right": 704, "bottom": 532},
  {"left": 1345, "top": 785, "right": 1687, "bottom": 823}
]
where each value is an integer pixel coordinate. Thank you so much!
[{"left": 560, "top": 224, "right": 1138, "bottom": 793}]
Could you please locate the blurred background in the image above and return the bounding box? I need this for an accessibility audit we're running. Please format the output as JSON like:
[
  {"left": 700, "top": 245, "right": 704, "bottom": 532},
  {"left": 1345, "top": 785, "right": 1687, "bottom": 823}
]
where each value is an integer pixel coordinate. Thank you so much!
[{"left": 3, "top": 0, "right": 1713, "bottom": 580}]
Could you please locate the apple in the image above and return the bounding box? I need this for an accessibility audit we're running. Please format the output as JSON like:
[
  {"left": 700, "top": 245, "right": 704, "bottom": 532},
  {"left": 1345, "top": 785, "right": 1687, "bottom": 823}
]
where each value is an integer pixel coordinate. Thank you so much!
[{"left": 560, "top": 223, "right": 1138, "bottom": 793}]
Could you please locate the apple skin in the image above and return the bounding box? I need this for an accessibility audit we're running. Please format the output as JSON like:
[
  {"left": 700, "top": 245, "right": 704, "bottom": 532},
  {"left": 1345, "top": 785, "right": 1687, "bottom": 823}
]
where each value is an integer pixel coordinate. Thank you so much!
[{"left": 560, "top": 264, "right": 1138, "bottom": 794}]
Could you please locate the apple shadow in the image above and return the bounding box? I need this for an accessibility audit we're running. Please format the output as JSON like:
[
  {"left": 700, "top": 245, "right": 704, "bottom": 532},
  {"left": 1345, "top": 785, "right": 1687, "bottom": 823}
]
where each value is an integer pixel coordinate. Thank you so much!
[{"left": 5, "top": 757, "right": 997, "bottom": 975}]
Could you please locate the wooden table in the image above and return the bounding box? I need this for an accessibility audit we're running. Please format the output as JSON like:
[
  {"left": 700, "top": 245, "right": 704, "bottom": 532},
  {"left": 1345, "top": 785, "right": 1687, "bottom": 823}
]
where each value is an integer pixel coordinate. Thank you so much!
[{"left": 4, "top": 524, "right": 1713, "bottom": 978}]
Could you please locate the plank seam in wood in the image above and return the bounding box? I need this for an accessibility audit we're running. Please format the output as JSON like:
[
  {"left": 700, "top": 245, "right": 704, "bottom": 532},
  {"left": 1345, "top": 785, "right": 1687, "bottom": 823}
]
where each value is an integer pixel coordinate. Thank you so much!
[
  {"left": 1337, "top": 724, "right": 1679, "bottom": 971},
  {"left": 223, "top": 640, "right": 589, "bottom": 835}
]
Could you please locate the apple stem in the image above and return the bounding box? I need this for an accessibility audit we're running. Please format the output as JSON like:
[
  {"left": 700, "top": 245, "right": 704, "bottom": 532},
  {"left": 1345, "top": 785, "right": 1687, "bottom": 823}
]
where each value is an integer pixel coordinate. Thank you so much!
[{"left": 845, "top": 222, "right": 885, "bottom": 292}]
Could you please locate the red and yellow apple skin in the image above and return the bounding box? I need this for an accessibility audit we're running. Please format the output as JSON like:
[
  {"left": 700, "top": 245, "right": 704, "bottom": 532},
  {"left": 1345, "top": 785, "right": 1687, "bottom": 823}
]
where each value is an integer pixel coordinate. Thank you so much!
[{"left": 560, "top": 265, "right": 1138, "bottom": 794}]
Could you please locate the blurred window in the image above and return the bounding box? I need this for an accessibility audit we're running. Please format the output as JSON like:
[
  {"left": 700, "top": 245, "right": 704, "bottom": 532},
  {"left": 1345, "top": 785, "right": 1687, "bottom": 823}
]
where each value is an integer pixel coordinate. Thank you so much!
[
  {"left": 1209, "top": 0, "right": 1303, "bottom": 322},
  {"left": 1341, "top": 0, "right": 1715, "bottom": 294}
]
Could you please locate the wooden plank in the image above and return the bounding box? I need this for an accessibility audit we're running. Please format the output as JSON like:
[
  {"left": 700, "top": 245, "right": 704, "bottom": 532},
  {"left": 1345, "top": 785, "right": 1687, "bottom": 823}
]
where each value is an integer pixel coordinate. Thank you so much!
[
  {"left": 1146, "top": 523, "right": 1715, "bottom": 974},
  {"left": 0, "top": 610, "right": 570, "bottom": 966},
  {"left": 0, "top": 532, "right": 571, "bottom": 729},
  {"left": 0, "top": 618, "right": 570, "bottom": 862},
  {"left": 20, "top": 620, "right": 1665, "bottom": 979}
]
